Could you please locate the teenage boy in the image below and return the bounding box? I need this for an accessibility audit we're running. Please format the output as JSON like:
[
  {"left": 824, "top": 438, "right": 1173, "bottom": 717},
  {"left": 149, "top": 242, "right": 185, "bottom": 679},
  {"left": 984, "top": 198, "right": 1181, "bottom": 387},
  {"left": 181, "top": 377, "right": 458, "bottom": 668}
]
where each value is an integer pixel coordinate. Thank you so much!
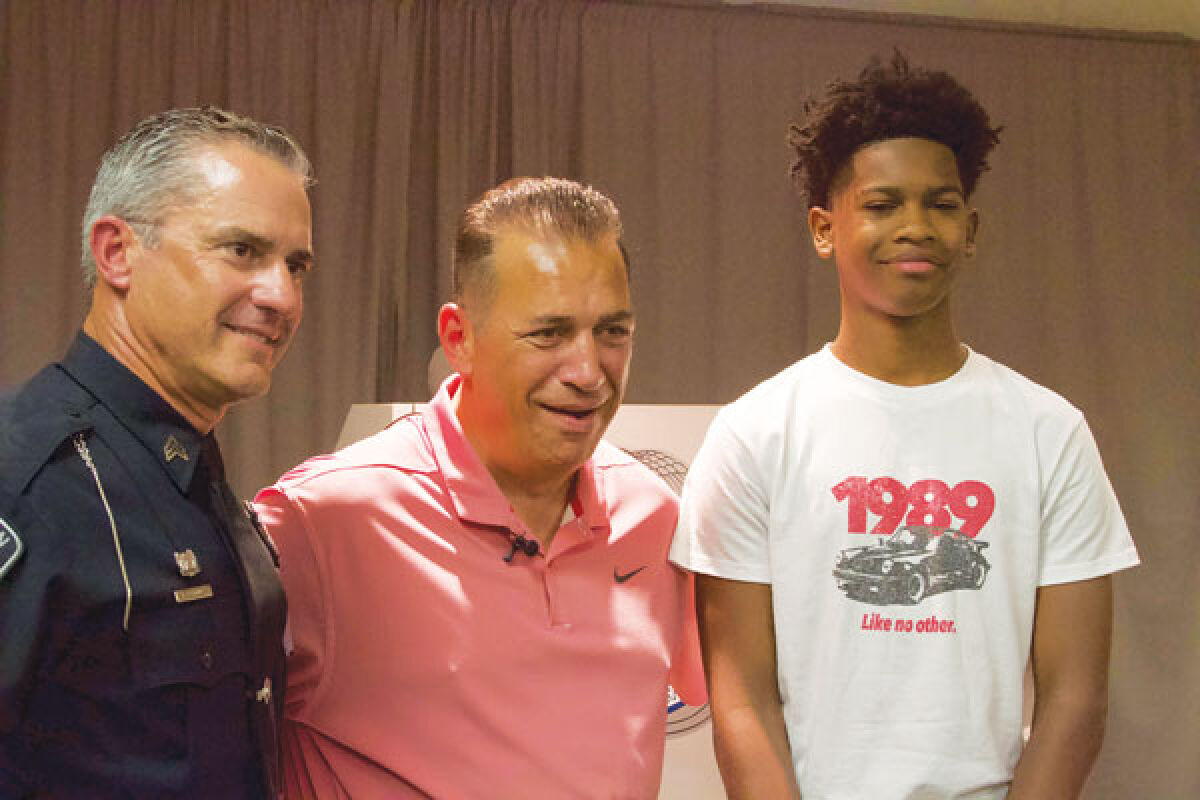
[{"left": 670, "top": 53, "right": 1138, "bottom": 800}]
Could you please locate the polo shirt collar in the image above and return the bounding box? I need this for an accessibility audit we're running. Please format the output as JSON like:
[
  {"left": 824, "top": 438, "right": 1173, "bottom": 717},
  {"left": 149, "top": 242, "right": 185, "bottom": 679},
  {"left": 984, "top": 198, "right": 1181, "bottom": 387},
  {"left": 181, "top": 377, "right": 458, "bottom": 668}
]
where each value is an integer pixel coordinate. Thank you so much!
[
  {"left": 424, "top": 374, "right": 610, "bottom": 537},
  {"left": 60, "top": 332, "right": 209, "bottom": 493}
]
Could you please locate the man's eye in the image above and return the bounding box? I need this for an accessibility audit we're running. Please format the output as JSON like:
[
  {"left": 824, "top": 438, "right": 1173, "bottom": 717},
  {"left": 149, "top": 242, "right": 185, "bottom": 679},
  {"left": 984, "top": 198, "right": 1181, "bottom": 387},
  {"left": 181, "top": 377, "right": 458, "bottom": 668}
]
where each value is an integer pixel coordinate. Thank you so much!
[
  {"left": 227, "top": 241, "right": 256, "bottom": 258},
  {"left": 933, "top": 201, "right": 962, "bottom": 211},
  {"left": 864, "top": 202, "right": 894, "bottom": 212},
  {"left": 600, "top": 325, "right": 632, "bottom": 341},
  {"left": 528, "top": 329, "right": 561, "bottom": 343}
]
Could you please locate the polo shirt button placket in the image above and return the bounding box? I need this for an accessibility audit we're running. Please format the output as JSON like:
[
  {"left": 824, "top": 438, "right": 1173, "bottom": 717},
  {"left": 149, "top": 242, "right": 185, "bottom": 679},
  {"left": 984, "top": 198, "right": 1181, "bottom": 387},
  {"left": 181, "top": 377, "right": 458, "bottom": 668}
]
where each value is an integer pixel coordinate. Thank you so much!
[
  {"left": 530, "top": 553, "right": 554, "bottom": 627},
  {"left": 540, "top": 557, "right": 572, "bottom": 631}
]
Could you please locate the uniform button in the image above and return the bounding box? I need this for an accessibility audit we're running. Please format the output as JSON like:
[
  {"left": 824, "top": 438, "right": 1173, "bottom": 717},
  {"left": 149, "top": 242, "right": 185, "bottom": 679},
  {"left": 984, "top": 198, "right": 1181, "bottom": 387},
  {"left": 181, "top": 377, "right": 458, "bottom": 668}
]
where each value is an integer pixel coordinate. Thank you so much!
[{"left": 200, "top": 650, "right": 213, "bottom": 670}]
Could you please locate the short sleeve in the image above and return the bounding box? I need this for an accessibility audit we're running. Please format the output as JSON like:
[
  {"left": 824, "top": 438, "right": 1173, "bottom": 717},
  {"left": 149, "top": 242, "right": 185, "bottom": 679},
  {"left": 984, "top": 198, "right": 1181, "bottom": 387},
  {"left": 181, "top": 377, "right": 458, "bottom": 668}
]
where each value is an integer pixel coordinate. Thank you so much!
[
  {"left": 666, "top": 567, "right": 707, "bottom": 706},
  {"left": 0, "top": 492, "right": 56, "bottom": 793},
  {"left": 670, "top": 412, "right": 772, "bottom": 583},
  {"left": 253, "top": 484, "right": 328, "bottom": 717},
  {"left": 1038, "top": 418, "right": 1139, "bottom": 585}
]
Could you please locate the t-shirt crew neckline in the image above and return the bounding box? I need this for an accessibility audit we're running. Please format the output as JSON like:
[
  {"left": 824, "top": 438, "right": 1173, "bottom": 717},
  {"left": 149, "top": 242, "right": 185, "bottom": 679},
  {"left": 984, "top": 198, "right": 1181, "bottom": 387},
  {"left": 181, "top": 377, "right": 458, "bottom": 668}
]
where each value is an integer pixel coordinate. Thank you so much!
[{"left": 820, "top": 342, "right": 980, "bottom": 406}]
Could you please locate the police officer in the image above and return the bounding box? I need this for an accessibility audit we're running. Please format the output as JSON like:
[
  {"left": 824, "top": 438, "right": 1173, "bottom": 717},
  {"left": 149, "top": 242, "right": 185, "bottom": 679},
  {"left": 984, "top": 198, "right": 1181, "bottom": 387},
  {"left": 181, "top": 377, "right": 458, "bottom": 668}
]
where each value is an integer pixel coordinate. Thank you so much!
[{"left": 0, "top": 107, "right": 314, "bottom": 798}]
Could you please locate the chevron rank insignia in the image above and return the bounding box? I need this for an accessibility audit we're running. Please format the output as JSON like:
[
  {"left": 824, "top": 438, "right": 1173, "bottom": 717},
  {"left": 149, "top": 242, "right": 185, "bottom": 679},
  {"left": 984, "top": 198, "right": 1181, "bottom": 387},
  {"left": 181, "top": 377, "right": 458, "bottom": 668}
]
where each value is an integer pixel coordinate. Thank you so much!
[
  {"left": 0, "top": 516, "right": 24, "bottom": 580},
  {"left": 163, "top": 434, "right": 190, "bottom": 463}
]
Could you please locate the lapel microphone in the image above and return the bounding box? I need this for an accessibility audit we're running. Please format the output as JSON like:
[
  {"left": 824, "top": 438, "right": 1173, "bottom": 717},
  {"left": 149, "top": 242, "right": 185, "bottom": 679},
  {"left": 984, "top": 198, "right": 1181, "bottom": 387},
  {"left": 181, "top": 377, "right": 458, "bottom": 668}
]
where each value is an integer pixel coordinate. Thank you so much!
[{"left": 503, "top": 534, "right": 540, "bottom": 563}]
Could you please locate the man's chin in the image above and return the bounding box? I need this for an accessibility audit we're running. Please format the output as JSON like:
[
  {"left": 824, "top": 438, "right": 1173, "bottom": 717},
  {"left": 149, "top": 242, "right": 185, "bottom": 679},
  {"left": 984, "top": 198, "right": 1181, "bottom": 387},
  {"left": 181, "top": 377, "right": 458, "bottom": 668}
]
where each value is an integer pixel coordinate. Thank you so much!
[
  {"left": 546, "top": 431, "right": 605, "bottom": 469},
  {"left": 210, "top": 368, "right": 274, "bottom": 407}
]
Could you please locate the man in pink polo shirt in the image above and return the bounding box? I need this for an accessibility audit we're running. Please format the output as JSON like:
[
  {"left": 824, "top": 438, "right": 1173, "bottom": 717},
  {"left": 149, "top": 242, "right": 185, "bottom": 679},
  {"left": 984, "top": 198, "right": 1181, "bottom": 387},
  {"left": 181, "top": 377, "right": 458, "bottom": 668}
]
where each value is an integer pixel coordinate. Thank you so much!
[{"left": 255, "top": 177, "right": 705, "bottom": 798}]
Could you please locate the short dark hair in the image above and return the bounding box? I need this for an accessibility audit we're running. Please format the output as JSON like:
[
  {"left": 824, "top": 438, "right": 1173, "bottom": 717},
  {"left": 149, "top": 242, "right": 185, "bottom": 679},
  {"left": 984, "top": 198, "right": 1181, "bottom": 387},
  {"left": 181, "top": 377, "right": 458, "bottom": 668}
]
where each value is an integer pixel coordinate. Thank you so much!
[
  {"left": 452, "top": 177, "right": 625, "bottom": 309},
  {"left": 82, "top": 106, "right": 313, "bottom": 288},
  {"left": 789, "top": 51, "right": 1002, "bottom": 209}
]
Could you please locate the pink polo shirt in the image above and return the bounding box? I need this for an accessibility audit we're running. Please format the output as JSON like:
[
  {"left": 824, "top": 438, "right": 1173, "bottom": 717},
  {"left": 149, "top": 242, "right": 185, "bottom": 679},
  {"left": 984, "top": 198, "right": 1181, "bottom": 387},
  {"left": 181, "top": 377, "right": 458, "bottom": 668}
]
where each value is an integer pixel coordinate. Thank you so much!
[{"left": 254, "top": 377, "right": 705, "bottom": 799}]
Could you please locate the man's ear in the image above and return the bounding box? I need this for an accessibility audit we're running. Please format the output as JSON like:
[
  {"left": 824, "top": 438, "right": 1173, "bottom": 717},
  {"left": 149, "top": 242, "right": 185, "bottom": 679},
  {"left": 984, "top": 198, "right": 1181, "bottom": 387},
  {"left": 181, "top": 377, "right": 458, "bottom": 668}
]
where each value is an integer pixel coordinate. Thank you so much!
[
  {"left": 808, "top": 206, "right": 835, "bottom": 260},
  {"left": 964, "top": 209, "right": 980, "bottom": 258},
  {"left": 437, "top": 303, "right": 474, "bottom": 377},
  {"left": 89, "top": 215, "right": 141, "bottom": 291}
]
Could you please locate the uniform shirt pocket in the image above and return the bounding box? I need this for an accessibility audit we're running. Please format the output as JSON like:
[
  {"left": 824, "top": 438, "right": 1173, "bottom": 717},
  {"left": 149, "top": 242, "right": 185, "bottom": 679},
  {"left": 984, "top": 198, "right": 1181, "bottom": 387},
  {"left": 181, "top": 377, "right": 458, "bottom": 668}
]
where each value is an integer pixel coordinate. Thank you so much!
[{"left": 129, "top": 602, "right": 252, "bottom": 690}]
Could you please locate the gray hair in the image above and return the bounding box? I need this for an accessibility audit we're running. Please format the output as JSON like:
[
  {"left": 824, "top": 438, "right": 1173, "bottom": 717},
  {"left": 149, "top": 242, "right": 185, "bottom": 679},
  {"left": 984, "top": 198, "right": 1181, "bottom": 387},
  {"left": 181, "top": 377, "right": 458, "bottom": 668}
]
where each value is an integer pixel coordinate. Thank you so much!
[
  {"left": 452, "top": 176, "right": 626, "bottom": 309},
  {"left": 80, "top": 106, "right": 313, "bottom": 288}
]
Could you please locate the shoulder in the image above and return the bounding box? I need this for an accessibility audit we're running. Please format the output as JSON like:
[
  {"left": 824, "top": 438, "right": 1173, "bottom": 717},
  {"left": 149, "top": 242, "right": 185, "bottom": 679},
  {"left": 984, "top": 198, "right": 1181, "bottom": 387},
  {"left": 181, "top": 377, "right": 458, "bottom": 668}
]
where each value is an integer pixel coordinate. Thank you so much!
[
  {"left": 0, "top": 366, "right": 94, "bottom": 497},
  {"left": 591, "top": 441, "right": 682, "bottom": 533},
  {"left": 593, "top": 440, "right": 679, "bottom": 501},
  {"left": 732, "top": 351, "right": 826, "bottom": 408},
  {"left": 676, "top": 354, "right": 825, "bottom": 474},
  {"left": 967, "top": 351, "right": 1084, "bottom": 430},
  {"left": 260, "top": 412, "right": 438, "bottom": 502},
  {"left": 0, "top": 474, "right": 80, "bottom": 586},
  {"left": 713, "top": 350, "right": 831, "bottom": 438},
  {"left": 591, "top": 441, "right": 681, "bottom": 552}
]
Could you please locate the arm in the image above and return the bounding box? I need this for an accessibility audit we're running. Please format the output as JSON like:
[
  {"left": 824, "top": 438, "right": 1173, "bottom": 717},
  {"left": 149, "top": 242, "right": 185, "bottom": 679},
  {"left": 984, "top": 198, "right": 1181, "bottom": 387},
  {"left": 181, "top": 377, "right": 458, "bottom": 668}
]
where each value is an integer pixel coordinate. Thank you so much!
[
  {"left": 667, "top": 569, "right": 708, "bottom": 706},
  {"left": 0, "top": 494, "right": 54, "bottom": 795},
  {"left": 1009, "top": 575, "right": 1113, "bottom": 799},
  {"left": 696, "top": 574, "right": 800, "bottom": 800},
  {"left": 253, "top": 485, "right": 327, "bottom": 718}
]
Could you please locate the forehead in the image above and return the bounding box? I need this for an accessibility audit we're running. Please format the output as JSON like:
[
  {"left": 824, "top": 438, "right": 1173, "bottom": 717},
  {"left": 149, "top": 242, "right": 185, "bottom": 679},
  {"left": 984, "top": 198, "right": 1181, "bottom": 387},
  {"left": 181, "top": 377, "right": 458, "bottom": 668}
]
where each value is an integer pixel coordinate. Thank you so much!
[
  {"left": 166, "top": 143, "right": 312, "bottom": 235},
  {"left": 488, "top": 229, "right": 629, "bottom": 314},
  {"left": 841, "top": 137, "right": 963, "bottom": 196}
]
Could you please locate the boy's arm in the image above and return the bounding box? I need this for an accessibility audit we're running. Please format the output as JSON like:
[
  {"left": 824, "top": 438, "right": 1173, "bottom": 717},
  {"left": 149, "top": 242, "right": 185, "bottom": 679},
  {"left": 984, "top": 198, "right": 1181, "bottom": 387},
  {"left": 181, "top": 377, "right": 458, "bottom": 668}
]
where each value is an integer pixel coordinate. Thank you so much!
[
  {"left": 1009, "top": 575, "right": 1113, "bottom": 799},
  {"left": 696, "top": 574, "right": 801, "bottom": 800}
]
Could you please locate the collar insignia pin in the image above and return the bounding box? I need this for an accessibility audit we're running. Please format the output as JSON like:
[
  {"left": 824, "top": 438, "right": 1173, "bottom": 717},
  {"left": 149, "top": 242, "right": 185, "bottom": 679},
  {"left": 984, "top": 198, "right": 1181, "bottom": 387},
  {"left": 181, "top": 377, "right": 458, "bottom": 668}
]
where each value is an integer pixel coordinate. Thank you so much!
[
  {"left": 164, "top": 435, "right": 189, "bottom": 463},
  {"left": 174, "top": 549, "right": 201, "bottom": 578}
]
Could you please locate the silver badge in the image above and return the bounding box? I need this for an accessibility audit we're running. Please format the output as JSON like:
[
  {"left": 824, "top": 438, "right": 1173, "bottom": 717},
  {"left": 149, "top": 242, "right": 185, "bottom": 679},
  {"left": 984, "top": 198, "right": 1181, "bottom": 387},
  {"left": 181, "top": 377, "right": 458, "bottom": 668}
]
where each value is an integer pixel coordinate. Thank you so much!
[
  {"left": 174, "top": 549, "right": 201, "bottom": 577},
  {"left": 163, "top": 435, "right": 190, "bottom": 463}
]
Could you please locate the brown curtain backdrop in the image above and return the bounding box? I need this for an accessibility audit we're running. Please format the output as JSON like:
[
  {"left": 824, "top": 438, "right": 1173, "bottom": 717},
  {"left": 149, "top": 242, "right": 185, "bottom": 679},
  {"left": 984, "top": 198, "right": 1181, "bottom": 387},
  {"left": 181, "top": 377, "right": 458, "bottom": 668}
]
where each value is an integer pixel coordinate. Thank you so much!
[{"left": 1, "top": 1, "right": 1196, "bottom": 796}]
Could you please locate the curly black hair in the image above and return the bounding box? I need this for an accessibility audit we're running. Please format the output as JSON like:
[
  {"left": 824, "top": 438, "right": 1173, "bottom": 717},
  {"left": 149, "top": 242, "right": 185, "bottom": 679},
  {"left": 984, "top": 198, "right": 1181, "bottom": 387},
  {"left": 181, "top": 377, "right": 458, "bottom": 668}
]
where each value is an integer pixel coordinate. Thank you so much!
[{"left": 789, "top": 51, "right": 1002, "bottom": 209}]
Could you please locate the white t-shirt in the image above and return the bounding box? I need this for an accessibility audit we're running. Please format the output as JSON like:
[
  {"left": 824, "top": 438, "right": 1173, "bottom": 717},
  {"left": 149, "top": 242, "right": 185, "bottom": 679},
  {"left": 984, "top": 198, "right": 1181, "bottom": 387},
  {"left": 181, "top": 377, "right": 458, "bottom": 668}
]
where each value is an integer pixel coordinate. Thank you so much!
[{"left": 670, "top": 345, "right": 1139, "bottom": 800}]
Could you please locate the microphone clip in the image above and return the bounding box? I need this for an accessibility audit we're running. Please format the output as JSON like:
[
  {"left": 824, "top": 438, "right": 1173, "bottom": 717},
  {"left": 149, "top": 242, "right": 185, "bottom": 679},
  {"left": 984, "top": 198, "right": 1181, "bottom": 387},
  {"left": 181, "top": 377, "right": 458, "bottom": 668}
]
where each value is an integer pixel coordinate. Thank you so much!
[{"left": 503, "top": 534, "right": 540, "bottom": 563}]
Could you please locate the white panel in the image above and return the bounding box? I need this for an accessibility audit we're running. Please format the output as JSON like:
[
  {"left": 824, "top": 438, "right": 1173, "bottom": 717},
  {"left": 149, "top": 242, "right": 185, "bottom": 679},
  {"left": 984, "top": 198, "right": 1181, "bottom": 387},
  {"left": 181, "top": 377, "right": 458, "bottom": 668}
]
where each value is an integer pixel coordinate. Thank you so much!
[{"left": 335, "top": 403, "right": 420, "bottom": 450}]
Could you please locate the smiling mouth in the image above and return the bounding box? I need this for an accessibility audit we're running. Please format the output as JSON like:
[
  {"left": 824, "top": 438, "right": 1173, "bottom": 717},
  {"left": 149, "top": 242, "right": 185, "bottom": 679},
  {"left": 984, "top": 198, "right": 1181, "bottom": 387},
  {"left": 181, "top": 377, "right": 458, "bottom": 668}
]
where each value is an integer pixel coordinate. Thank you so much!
[
  {"left": 225, "top": 324, "right": 283, "bottom": 347},
  {"left": 543, "top": 404, "right": 599, "bottom": 419},
  {"left": 897, "top": 259, "right": 935, "bottom": 269},
  {"left": 884, "top": 259, "right": 941, "bottom": 275}
]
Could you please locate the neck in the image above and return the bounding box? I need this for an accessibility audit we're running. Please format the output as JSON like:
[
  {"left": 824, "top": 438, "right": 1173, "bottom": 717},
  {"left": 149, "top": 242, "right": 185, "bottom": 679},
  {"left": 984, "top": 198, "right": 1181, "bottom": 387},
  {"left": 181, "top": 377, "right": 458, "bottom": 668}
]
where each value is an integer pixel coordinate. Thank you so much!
[
  {"left": 833, "top": 301, "right": 966, "bottom": 386},
  {"left": 83, "top": 300, "right": 221, "bottom": 434},
  {"left": 493, "top": 469, "right": 576, "bottom": 547},
  {"left": 453, "top": 386, "right": 575, "bottom": 546}
]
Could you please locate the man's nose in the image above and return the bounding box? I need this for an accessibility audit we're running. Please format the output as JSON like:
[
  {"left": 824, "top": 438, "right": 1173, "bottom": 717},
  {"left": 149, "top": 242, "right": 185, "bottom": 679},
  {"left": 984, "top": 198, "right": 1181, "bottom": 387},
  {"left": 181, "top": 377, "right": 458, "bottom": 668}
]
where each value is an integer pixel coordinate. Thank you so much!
[
  {"left": 252, "top": 261, "right": 303, "bottom": 320},
  {"left": 561, "top": 332, "right": 605, "bottom": 392},
  {"left": 896, "top": 204, "right": 936, "bottom": 242}
]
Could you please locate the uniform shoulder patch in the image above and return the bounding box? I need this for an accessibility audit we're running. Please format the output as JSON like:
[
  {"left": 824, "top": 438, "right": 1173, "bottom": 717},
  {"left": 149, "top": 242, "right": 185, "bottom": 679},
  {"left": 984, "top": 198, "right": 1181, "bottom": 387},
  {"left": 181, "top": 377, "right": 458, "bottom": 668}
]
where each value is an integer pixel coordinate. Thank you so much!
[{"left": 0, "top": 515, "right": 24, "bottom": 580}]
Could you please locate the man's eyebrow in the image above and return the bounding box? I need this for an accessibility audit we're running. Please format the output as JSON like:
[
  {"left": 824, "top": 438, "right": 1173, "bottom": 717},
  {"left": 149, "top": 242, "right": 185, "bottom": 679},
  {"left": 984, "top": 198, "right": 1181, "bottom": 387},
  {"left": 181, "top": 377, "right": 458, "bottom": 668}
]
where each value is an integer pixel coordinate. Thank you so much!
[
  {"left": 597, "top": 310, "right": 635, "bottom": 325},
  {"left": 858, "top": 185, "right": 964, "bottom": 197},
  {"left": 527, "top": 314, "right": 573, "bottom": 327},
  {"left": 287, "top": 246, "right": 315, "bottom": 266},
  {"left": 205, "top": 226, "right": 273, "bottom": 249},
  {"left": 525, "top": 310, "right": 634, "bottom": 326},
  {"left": 206, "top": 226, "right": 314, "bottom": 264}
]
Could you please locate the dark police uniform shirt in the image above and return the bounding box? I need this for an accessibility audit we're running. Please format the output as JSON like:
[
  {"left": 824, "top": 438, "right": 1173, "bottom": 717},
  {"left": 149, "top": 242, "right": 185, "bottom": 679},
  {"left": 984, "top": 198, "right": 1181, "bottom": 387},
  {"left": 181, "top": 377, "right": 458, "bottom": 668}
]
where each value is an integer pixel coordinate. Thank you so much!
[{"left": 0, "top": 333, "right": 286, "bottom": 799}]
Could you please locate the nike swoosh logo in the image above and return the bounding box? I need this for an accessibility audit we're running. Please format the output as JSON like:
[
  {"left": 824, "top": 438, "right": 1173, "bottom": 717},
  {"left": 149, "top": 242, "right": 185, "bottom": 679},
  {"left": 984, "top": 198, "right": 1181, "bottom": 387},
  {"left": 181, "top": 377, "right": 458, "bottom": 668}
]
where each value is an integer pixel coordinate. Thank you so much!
[{"left": 614, "top": 566, "right": 647, "bottom": 584}]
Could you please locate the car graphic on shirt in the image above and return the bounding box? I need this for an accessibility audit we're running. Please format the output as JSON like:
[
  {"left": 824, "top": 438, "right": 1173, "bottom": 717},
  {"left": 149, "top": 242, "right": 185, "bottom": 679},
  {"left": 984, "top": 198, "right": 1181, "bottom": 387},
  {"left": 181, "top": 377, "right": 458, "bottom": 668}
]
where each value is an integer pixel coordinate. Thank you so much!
[{"left": 832, "top": 525, "right": 990, "bottom": 605}]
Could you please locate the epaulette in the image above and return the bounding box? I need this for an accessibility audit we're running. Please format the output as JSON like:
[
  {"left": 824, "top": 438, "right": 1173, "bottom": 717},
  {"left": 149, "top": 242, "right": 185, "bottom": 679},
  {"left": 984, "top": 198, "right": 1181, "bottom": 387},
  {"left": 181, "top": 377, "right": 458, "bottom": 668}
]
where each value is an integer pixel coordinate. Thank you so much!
[{"left": 0, "top": 365, "right": 96, "bottom": 498}]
